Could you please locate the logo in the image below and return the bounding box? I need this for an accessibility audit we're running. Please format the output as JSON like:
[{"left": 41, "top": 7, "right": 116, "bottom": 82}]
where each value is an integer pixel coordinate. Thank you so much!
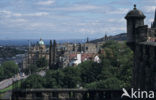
[{"left": 121, "top": 88, "right": 155, "bottom": 99}]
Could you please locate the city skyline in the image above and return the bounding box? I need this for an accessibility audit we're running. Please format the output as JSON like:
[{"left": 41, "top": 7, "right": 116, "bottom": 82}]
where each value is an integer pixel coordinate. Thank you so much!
[{"left": 0, "top": 0, "right": 155, "bottom": 40}]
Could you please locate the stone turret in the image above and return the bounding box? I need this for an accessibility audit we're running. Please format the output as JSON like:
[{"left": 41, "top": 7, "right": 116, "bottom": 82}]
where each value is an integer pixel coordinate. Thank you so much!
[{"left": 125, "top": 4, "right": 146, "bottom": 44}]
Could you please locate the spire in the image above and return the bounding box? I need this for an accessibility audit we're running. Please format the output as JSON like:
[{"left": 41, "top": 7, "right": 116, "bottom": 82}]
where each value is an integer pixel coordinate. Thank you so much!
[
  {"left": 152, "top": 9, "right": 156, "bottom": 28},
  {"left": 49, "top": 40, "right": 53, "bottom": 68},
  {"left": 104, "top": 34, "right": 108, "bottom": 41},
  {"left": 151, "top": 22, "right": 153, "bottom": 28},
  {"left": 134, "top": 4, "right": 136, "bottom": 10},
  {"left": 154, "top": 9, "right": 156, "bottom": 22},
  {"left": 86, "top": 37, "right": 89, "bottom": 43}
]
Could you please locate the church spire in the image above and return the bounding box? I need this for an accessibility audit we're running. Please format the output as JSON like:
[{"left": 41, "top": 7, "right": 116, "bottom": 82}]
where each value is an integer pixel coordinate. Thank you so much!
[
  {"left": 151, "top": 9, "right": 156, "bottom": 28},
  {"left": 154, "top": 9, "right": 156, "bottom": 22}
]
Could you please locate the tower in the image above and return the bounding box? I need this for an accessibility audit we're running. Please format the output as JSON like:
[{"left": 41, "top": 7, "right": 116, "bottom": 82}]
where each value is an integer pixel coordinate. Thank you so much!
[
  {"left": 49, "top": 40, "right": 58, "bottom": 69},
  {"left": 49, "top": 40, "right": 53, "bottom": 68},
  {"left": 125, "top": 4, "right": 146, "bottom": 45},
  {"left": 104, "top": 34, "right": 108, "bottom": 41},
  {"left": 151, "top": 9, "right": 156, "bottom": 28},
  {"left": 53, "top": 40, "right": 57, "bottom": 64},
  {"left": 125, "top": 5, "right": 149, "bottom": 89},
  {"left": 86, "top": 37, "right": 89, "bottom": 43}
]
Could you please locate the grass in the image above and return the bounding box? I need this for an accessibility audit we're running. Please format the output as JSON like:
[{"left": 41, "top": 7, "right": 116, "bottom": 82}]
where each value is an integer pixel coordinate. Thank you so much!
[{"left": 0, "top": 80, "right": 22, "bottom": 93}]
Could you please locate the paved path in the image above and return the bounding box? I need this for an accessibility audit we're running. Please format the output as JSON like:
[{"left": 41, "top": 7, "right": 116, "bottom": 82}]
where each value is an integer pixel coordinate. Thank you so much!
[
  {"left": 0, "top": 70, "right": 46, "bottom": 99},
  {"left": 0, "top": 74, "right": 28, "bottom": 90},
  {"left": 0, "top": 70, "right": 46, "bottom": 90}
]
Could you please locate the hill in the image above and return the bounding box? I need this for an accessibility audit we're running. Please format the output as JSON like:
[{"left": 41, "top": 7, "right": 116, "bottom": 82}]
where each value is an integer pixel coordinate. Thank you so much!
[{"left": 90, "top": 33, "right": 127, "bottom": 43}]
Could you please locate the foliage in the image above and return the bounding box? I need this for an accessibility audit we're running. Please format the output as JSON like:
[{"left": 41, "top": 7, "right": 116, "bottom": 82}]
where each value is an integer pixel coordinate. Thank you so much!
[
  {"left": 21, "top": 74, "right": 45, "bottom": 89},
  {"left": 78, "top": 61, "right": 102, "bottom": 84},
  {"left": 44, "top": 70, "right": 64, "bottom": 88},
  {"left": 62, "top": 67, "right": 81, "bottom": 88},
  {"left": 23, "top": 64, "right": 38, "bottom": 75},
  {"left": 44, "top": 67, "right": 81, "bottom": 88},
  {"left": 99, "top": 41, "right": 133, "bottom": 88},
  {"left": 0, "top": 47, "right": 25, "bottom": 59},
  {"left": 36, "top": 57, "right": 48, "bottom": 68},
  {"left": 0, "top": 61, "right": 18, "bottom": 80},
  {"left": 0, "top": 67, "right": 4, "bottom": 81},
  {"left": 85, "top": 77, "right": 122, "bottom": 89},
  {"left": 0, "top": 80, "right": 22, "bottom": 93}
]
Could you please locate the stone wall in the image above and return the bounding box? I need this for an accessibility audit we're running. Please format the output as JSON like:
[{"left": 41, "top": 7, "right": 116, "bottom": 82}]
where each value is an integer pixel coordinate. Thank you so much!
[
  {"left": 12, "top": 89, "right": 124, "bottom": 100},
  {"left": 133, "top": 42, "right": 156, "bottom": 89}
]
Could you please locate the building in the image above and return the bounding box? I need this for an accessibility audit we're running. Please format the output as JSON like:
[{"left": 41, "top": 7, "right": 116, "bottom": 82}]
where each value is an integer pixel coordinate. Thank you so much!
[
  {"left": 49, "top": 40, "right": 60, "bottom": 69},
  {"left": 23, "top": 38, "right": 102, "bottom": 68},
  {"left": 125, "top": 4, "right": 156, "bottom": 89},
  {"left": 23, "top": 39, "right": 49, "bottom": 68},
  {"left": 69, "top": 53, "right": 100, "bottom": 66}
]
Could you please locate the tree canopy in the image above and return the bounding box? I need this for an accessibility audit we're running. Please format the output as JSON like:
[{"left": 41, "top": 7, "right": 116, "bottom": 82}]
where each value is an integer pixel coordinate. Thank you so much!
[{"left": 0, "top": 61, "right": 18, "bottom": 81}]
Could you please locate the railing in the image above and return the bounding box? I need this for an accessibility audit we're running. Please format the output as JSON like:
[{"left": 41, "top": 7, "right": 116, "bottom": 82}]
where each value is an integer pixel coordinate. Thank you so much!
[{"left": 12, "top": 89, "right": 131, "bottom": 100}]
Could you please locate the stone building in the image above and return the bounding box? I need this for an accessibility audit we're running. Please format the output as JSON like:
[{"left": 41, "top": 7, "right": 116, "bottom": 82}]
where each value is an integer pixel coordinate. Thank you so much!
[
  {"left": 23, "top": 39, "right": 49, "bottom": 68},
  {"left": 82, "top": 43, "right": 98, "bottom": 53},
  {"left": 125, "top": 5, "right": 156, "bottom": 89},
  {"left": 57, "top": 42, "right": 101, "bottom": 67},
  {"left": 23, "top": 38, "right": 102, "bottom": 68},
  {"left": 58, "top": 43, "right": 99, "bottom": 54}
]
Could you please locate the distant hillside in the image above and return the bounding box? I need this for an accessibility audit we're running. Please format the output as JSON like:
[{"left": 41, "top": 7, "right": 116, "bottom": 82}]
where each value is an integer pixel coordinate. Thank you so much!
[{"left": 90, "top": 33, "right": 127, "bottom": 43}]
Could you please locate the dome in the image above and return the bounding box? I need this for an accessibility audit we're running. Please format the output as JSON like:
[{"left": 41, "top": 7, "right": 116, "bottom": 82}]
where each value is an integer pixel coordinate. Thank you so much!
[
  {"left": 125, "top": 5, "right": 145, "bottom": 19},
  {"left": 38, "top": 38, "right": 44, "bottom": 45}
]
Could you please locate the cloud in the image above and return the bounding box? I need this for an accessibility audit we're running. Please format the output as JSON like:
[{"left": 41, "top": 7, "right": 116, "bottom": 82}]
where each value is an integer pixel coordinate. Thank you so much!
[
  {"left": 109, "top": 8, "right": 129, "bottom": 14},
  {"left": 0, "top": 10, "right": 49, "bottom": 17},
  {"left": 108, "top": 18, "right": 125, "bottom": 23},
  {"left": 41, "top": 4, "right": 129, "bottom": 16},
  {"left": 144, "top": 6, "right": 156, "bottom": 13},
  {"left": 41, "top": 4, "right": 107, "bottom": 12},
  {"left": 37, "top": 0, "right": 55, "bottom": 6},
  {"left": 11, "top": 19, "right": 27, "bottom": 23},
  {"left": 0, "top": 0, "right": 141, "bottom": 39},
  {"left": 24, "top": 12, "right": 49, "bottom": 17},
  {"left": 63, "top": 5, "right": 100, "bottom": 11}
]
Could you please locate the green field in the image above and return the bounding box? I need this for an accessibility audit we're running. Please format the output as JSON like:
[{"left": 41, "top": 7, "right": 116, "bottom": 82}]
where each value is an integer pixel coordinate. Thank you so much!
[{"left": 0, "top": 80, "right": 22, "bottom": 93}]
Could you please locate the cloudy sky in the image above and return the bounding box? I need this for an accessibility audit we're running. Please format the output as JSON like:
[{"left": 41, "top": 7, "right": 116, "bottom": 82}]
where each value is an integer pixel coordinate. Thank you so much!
[{"left": 0, "top": 0, "right": 156, "bottom": 40}]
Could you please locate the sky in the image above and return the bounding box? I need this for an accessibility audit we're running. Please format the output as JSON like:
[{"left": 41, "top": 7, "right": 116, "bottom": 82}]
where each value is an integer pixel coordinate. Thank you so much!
[{"left": 0, "top": 0, "right": 156, "bottom": 40}]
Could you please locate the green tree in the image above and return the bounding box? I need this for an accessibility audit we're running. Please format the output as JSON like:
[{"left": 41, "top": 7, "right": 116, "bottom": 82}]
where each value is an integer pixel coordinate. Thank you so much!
[
  {"left": 21, "top": 74, "right": 45, "bottom": 89},
  {"left": 23, "top": 64, "right": 38, "bottom": 75},
  {"left": 36, "top": 57, "right": 48, "bottom": 68},
  {"left": 62, "top": 67, "right": 81, "bottom": 88},
  {"left": 78, "top": 61, "right": 102, "bottom": 85},
  {"left": 1, "top": 61, "right": 18, "bottom": 79},
  {"left": 99, "top": 41, "right": 133, "bottom": 88},
  {"left": 0, "top": 67, "right": 4, "bottom": 81},
  {"left": 85, "top": 77, "right": 122, "bottom": 89},
  {"left": 44, "top": 70, "right": 64, "bottom": 88},
  {"left": 0, "top": 47, "right": 25, "bottom": 58}
]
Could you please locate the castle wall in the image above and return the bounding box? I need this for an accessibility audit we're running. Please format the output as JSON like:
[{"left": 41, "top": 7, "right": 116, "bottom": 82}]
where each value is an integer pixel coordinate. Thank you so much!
[{"left": 133, "top": 42, "right": 156, "bottom": 89}]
